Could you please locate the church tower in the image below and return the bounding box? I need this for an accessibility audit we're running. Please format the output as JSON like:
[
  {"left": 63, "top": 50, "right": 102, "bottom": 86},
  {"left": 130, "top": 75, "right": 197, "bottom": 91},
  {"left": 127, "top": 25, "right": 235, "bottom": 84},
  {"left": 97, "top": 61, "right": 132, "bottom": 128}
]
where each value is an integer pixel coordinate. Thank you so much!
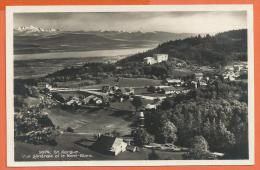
[{"left": 138, "top": 112, "right": 144, "bottom": 128}]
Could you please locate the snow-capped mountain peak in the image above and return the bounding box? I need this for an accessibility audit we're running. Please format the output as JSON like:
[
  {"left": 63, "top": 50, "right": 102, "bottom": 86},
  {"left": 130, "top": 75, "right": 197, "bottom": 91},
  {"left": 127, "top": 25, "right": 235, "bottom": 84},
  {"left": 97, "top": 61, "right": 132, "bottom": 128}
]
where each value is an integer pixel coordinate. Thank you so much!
[{"left": 14, "top": 25, "right": 59, "bottom": 33}]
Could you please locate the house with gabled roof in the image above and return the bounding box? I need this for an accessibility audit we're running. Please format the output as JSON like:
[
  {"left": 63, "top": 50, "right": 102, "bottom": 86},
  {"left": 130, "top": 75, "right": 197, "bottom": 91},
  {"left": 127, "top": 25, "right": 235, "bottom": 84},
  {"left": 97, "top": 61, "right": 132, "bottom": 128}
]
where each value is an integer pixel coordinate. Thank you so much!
[{"left": 92, "top": 135, "right": 127, "bottom": 156}]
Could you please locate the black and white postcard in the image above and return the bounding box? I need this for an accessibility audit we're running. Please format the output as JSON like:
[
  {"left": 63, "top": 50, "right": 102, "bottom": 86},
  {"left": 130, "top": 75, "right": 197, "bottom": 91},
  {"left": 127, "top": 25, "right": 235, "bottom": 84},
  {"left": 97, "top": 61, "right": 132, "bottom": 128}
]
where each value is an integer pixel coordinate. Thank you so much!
[{"left": 6, "top": 5, "right": 254, "bottom": 166}]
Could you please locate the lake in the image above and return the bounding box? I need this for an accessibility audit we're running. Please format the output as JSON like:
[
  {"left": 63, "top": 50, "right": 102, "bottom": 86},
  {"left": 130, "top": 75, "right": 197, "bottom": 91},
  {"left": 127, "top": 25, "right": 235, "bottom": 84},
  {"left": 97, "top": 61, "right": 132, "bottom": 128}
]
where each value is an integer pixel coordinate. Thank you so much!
[
  {"left": 14, "top": 47, "right": 152, "bottom": 60},
  {"left": 14, "top": 47, "right": 153, "bottom": 79}
]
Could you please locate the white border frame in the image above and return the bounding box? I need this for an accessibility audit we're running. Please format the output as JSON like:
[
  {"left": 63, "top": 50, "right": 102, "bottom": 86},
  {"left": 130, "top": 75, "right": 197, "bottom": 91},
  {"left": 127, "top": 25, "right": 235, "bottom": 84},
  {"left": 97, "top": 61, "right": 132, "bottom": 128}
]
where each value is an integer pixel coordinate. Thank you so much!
[{"left": 6, "top": 5, "right": 254, "bottom": 167}]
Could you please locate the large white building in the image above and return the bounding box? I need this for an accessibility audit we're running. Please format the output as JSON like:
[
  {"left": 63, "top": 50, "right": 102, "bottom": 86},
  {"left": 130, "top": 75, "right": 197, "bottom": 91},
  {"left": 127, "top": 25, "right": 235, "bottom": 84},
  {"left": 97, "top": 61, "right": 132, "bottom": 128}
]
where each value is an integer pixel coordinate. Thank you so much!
[
  {"left": 143, "top": 57, "right": 157, "bottom": 65},
  {"left": 153, "top": 54, "right": 168, "bottom": 63},
  {"left": 144, "top": 54, "right": 168, "bottom": 65}
]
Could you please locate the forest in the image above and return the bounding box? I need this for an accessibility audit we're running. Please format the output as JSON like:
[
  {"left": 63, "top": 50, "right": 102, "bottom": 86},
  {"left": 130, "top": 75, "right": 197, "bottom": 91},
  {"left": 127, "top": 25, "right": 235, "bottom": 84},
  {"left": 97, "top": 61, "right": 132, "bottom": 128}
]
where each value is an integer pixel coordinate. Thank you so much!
[
  {"left": 140, "top": 79, "right": 248, "bottom": 159},
  {"left": 119, "top": 29, "right": 247, "bottom": 67}
]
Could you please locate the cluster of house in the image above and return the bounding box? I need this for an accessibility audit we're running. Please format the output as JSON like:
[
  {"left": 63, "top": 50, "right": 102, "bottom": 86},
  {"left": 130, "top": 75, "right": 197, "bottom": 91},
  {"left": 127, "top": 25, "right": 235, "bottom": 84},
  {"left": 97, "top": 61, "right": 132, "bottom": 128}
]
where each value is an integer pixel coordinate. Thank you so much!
[
  {"left": 141, "top": 72, "right": 209, "bottom": 110},
  {"left": 164, "top": 72, "right": 206, "bottom": 88},
  {"left": 153, "top": 72, "right": 206, "bottom": 94},
  {"left": 222, "top": 63, "right": 248, "bottom": 81},
  {"left": 63, "top": 85, "right": 136, "bottom": 106},
  {"left": 65, "top": 95, "right": 103, "bottom": 106},
  {"left": 144, "top": 54, "right": 168, "bottom": 65},
  {"left": 102, "top": 85, "right": 135, "bottom": 99}
]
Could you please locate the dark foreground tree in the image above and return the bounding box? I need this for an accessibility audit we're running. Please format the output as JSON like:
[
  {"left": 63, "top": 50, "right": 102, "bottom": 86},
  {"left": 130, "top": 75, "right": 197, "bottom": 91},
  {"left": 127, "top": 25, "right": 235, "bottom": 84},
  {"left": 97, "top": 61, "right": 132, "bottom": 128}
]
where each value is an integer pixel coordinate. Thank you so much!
[
  {"left": 189, "top": 135, "right": 209, "bottom": 151},
  {"left": 131, "top": 128, "right": 154, "bottom": 146},
  {"left": 157, "top": 120, "right": 178, "bottom": 143},
  {"left": 160, "top": 98, "right": 174, "bottom": 110}
]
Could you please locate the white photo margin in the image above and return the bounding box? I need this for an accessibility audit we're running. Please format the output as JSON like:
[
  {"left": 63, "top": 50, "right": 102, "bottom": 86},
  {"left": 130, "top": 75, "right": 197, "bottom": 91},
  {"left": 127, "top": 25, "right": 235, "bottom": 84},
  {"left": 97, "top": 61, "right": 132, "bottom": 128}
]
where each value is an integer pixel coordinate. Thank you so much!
[{"left": 6, "top": 4, "right": 254, "bottom": 167}]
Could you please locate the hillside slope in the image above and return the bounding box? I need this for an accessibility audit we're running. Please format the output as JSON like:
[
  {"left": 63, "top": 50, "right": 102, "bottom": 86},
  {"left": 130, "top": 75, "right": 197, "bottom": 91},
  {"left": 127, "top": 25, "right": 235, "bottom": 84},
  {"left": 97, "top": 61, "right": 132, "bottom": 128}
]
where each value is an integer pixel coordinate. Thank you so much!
[{"left": 119, "top": 29, "right": 247, "bottom": 66}]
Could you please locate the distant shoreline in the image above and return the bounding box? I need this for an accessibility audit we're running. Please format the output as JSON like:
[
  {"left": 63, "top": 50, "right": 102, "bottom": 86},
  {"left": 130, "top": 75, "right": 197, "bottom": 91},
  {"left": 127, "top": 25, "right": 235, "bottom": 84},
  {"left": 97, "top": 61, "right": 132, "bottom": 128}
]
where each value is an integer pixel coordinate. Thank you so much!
[{"left": 13, "top": 48, "right": 153, "bottom": 79}]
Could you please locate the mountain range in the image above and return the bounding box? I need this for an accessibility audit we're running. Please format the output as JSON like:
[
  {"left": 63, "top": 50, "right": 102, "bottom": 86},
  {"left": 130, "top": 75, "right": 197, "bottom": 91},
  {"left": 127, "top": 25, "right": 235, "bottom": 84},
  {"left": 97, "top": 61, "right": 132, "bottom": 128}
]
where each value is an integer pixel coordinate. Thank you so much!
[
  {"left": 14, "top": 26, "right": 197, "bottom": 54},
  {"left": 14, "top": 25, "right": 60, "bottom": 34}
]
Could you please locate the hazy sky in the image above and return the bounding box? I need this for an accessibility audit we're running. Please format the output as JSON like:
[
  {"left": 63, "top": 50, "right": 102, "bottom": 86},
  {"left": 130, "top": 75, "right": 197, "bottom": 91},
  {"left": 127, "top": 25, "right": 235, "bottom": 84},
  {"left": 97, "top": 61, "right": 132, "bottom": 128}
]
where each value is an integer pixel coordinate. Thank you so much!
[{"left": 14, "top": 11, "right": 247, "bottom": 33}]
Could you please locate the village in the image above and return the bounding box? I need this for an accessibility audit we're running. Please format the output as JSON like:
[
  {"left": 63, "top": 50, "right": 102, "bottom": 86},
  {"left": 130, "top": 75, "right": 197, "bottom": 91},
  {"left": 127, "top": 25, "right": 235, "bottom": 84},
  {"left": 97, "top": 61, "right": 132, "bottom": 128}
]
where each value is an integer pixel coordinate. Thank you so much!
[{"left": 30, "top": 53, "right": 248, "bottom": 158}]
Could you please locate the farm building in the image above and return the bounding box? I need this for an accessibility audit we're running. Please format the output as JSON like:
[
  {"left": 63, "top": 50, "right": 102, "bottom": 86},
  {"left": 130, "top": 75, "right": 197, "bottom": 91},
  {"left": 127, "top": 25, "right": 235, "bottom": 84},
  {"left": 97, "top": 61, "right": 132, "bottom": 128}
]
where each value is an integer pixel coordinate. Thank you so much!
[{"left": 92, "top": 135, "right": 127, "bottom": 156}]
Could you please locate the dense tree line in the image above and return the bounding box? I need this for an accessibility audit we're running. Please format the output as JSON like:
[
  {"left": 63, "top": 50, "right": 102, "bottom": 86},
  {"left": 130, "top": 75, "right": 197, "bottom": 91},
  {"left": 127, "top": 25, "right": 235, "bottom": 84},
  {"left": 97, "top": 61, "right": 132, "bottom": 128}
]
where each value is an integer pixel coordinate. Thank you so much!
[
  {"left": 42, "top": 63, "right": 117, "bottom": 83},
  {"left": 144, "top": 79, "right": 248, "bottom": 159},
  {"left": 119, "top": 29, "right": 247, "bottom": 67},
  {"left": 14, "top": 106, "right": 57, "bottom": 145}
]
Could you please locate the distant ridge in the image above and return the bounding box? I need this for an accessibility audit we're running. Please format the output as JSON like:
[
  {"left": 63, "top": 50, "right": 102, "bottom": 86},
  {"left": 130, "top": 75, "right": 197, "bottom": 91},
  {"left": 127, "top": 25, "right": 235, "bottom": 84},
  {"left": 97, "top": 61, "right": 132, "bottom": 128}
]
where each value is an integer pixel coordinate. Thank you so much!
[{"left": 14, "top": 28, "right": 197, "bottom": 55}]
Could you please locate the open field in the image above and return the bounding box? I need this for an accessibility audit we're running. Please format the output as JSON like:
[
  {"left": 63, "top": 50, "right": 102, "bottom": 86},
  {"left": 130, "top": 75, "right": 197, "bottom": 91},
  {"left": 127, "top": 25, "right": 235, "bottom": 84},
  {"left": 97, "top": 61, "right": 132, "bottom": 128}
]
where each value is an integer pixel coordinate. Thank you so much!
[
  {"left": 45, "top": 105, "right": 135, "bottom": 136},
  {"left": 15, "top": 133, "right": 185, "bottom": 161},
  {"left": 110, "top": 99, "right": 154, "bottom": 111}
]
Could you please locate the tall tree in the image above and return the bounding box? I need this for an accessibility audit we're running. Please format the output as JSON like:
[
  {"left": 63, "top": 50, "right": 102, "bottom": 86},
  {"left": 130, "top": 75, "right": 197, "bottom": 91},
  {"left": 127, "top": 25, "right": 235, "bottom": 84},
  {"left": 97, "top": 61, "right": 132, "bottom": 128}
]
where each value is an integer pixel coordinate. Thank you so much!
[
  {"left": 131, "top": 96, "right": 143, "bottom": 111},
  {"left": 131, "top": 128, "right": 154, "bottom": 146},
  {"left": 189, "top": 135, "right": 209, "bottom": 151},
  {"left": 157, "top": 120, "right": 178, "bottom": 143}
]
